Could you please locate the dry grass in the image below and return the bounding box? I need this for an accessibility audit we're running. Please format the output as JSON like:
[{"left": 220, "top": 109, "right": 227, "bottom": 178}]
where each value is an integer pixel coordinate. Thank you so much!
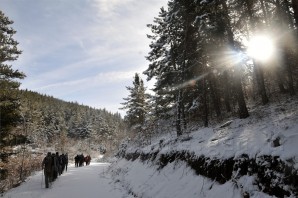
[{"left": 0, "top": 148, "right": 42, "bottom": 193}]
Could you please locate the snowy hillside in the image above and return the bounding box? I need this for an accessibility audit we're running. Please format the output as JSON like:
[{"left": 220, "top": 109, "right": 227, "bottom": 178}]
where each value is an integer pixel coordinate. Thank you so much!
[
  {"left": 2, "top": 97, "right": 297, "bottom": 198},
  {"left": 108, "top": 97, "right": 298, "bottom": 198}
]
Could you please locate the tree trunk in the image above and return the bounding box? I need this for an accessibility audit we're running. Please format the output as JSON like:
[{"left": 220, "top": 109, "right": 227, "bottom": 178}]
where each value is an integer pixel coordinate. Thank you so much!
[
  {"left": 245, "top": 0, "right": 269, "bottom": 105},
  {"left": 181, "top": 103, "right": 187, "bottom": 131},
  {"left": 277, "top": 75, "right": 287, "bottom": 93},
  {"left": 208, "top": 73, "right": 221, "bottom": 117},
  {"left": 223, "top": 71, "right": 231, "bottom": 112},
  {"left": 253, "top": 60, "right": 269, "bottom": 104},
  {"left": 202, "top": 79, "right": 209, "bottom": 127},
  {"left": 176, "top": 91, "right": 182, "bottom": 136},
  {"left": 234, "top": 70, "right": 250, "bottom": 118},
  {"left": 276, "top": 0, "right": 295, "bottom": 96},
  {"left": 176, "top": 12, "right": 192, "bottom": 135},
  {"left": 283, "top": 50, "right": 295, "bottom": 95},
  {"left": 221, "top": 0, "right": 249, "bottom": 118},
  {"left": 261, "top": 0, "right": 287, "bottom": 94}
]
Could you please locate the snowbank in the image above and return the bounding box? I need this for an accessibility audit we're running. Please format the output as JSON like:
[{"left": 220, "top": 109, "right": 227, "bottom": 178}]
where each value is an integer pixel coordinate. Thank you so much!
[{"left": 109, "top": 97, "right": 298, "bottom": 197}]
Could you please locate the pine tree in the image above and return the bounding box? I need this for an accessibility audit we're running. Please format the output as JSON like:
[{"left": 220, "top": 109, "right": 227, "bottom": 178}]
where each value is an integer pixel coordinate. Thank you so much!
[
  {"left": 145, "top": 7, "right": 176, "bottom": 123},
  {"left": 145, "top": 1, "right": 200, "bottom": 135},
  {"left": 0, "top": 10, "right": 25, "bottom": 177},
  {"left": 120, "top": 73, "right": 148, "bottom": 131}
]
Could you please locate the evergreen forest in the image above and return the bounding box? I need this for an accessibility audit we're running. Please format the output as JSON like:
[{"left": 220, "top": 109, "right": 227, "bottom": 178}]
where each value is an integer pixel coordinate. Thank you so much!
[{"left": 122, "top": 0, "right": 298, "bottom": 139}]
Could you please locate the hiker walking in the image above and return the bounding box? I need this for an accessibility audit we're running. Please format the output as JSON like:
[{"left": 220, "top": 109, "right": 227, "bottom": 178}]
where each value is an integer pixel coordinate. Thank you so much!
[
  {"left": 60, "top": 153, "right": 68, "bottom": 174},
  {"left": 42, "top": 152, "right": 53, "bottom": 188},
  {"left": 79, "top": 154, "right": 85, "bottom": 167},
  {"left": 52, "top": 153, "right": 58, "bottom": 181},
  {"left": 56, "top": 152, "right": 62, "bottom": 175},
  {"left": 85, "top": 155, "right": 91, "bottom": 166},
  {"left": 74, "top": 154, "right": 79, "bottom": 167},
  {"left": 65, "top": 153, "right": 69, "bottom": 171}
]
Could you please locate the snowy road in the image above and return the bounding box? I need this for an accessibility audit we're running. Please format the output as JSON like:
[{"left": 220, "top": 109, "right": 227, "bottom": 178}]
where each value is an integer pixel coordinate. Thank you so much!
[{"left": 2, "top": 162, "right": 128, "bottom": 198}]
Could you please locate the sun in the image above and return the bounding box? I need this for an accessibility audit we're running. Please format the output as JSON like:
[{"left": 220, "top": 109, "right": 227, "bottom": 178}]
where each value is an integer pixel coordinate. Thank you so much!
[{"left": 246, "top": 35, "right": 275, "bottom": 62}]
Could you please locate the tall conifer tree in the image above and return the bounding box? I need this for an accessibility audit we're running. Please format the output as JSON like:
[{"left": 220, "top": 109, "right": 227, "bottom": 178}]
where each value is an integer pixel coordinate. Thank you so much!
[
  {"left": 0, "top": 10, "right": 25, "bottom": 176},
  {"left": 121, "top": 73, "right": 148, "bottom": 130}
]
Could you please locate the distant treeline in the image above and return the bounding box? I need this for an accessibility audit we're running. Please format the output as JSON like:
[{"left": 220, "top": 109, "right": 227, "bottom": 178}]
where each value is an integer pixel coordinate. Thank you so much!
[{"left": 17, "top": 89, "right": 127, "bottom": 148}]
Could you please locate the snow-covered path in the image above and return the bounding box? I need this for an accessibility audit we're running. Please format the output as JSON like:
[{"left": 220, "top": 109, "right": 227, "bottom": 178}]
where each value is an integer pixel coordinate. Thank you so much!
[{"left": 2, "top": 162, "right": 128, "bottom": 198}]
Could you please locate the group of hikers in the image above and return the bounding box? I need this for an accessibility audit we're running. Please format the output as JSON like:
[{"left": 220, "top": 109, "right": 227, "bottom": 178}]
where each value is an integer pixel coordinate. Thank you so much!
[
  {"left": 42, "top": 152, "right": 92, "bottom": 188},
  {"left": 74, "top": 154, "right": 91, "bottom": 167},
  {"left": 41, "top": 152, "right": 69, "bottom": 188}
]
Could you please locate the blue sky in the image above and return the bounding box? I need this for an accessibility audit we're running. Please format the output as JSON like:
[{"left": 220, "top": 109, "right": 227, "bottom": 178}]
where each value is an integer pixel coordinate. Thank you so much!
[{"left": 1, "top": 0, "right": 167, "bottom": 116}]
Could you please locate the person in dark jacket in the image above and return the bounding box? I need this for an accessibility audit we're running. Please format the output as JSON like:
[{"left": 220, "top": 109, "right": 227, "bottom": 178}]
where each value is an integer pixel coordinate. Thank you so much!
[
  {"left": 60, "top": 153, "right": 65, "bottom": 174},
  {"left": 42, "top": 152, "right": 53, "bottom": 188},
  {"left": 56, "top": 152, "right": 62, "bottom": 175},
  {"left": 74, "top": 154, "right": 79, "bottom": 167},
  {"left": 79, "top": 154, "right": 85, "bottom": 167},
  {"left": 64, "top": 153, "right": 69, "bottom": 171},
  {"left": 52, "top": 153, "right": 58, "bottom": 181}
]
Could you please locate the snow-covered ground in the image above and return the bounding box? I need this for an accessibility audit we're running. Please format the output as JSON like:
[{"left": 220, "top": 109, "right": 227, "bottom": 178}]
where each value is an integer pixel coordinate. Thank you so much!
[
  {"left": 108, "top": 158, "right": 275, "bottom": 198},
  {"left": 1, "top": 163, "right": 131, "bottom": 198},
  {"left": 134, "top": 98, "right": 298, "bottom": 162},
  {"left": 107, "top": 97, "right": 298, "bottom": 198},
  {"left": 2, "top": 97, "right": 298, "bottom": 198}
]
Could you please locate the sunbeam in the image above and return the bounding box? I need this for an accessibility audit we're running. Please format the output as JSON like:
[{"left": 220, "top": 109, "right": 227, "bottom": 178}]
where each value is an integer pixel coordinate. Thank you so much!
[{"left": 247, "top": 35, "right": 275, "bottom": 62}]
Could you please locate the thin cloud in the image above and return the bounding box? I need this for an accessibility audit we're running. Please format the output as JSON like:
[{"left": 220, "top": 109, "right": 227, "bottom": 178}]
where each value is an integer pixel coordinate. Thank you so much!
[
  {"left": 2, "top": 0, "right": 168, "bottom": 115},
  {"left": 92, "top": 0, "right": 135, "bottom": 18},
  {"left": 30, "top": 70, "right": 135, "bottom": 92}
]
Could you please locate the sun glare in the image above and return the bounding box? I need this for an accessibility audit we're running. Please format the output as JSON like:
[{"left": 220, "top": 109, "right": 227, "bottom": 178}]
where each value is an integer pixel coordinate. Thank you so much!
[{"left": 247, "top": 35, "right": 275, "bottom": 62}]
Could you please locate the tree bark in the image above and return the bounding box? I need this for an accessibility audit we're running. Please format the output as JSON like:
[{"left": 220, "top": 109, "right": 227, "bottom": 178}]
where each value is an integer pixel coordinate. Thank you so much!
[
  {"left": 176, "top": 90, "right": 182, "bottom": 136},
  {"left": 253, "top": 60, "right": 269, "bottom": 104},
  {"left": 208, "top": 73, "right": 221, "bottom": 117},
  {"left": 222, "top": 71, "right": 231, "bottom": 112},
  {"left": 283, "top": 50, "right": 295, "bottom": 95},
  {"left": 276, "top": 0, "right": 295, "bottom": 96},
  {"left": 202, "top": 79, "right": 209, "bottom": 127},
  {"left": 234, "top": 69, "right": 250, "bottom": 118}
]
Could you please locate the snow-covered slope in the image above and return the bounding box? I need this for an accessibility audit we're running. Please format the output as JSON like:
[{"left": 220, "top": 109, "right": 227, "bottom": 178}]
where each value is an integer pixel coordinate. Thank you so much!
[
  {"left": 134, "top": 98, "right": 298, "bottom": 161},
  {"left": 108, "top": 97, "right": 298, "bottom": 198}
]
